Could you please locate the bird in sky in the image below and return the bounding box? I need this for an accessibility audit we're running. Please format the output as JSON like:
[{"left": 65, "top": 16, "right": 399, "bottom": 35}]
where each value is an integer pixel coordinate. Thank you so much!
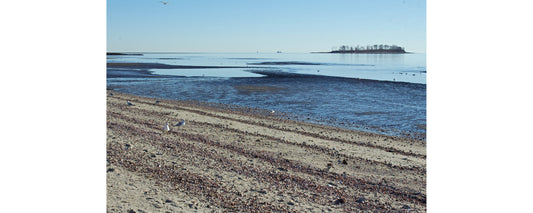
[
  {"left": 160, "top": 1, "right": 168, "bottom": 5},
  {"left": 174, "top": 119, "right": 185, "bottom": 127}
]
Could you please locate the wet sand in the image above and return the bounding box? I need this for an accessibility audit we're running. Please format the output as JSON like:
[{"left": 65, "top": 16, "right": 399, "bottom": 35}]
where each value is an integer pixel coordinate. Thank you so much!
[{"left": 107, "top": 92, "right": 426, "bottom": 212}]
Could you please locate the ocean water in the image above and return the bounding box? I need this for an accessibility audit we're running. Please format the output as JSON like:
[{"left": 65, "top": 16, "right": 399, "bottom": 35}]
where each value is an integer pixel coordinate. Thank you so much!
[{"left": 107, "top": 52, "right": 426, "bottom": 139}]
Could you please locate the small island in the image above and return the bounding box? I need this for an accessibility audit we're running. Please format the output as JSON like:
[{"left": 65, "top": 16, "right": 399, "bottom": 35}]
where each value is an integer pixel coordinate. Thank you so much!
[{"left": 316, "top": 44, "right": 408, "bottom": 54}]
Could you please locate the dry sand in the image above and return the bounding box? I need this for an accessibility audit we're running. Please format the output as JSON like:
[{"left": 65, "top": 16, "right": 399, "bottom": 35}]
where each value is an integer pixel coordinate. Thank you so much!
[{"left": 107, "top": 92, "right": 426, "bottom": 212}]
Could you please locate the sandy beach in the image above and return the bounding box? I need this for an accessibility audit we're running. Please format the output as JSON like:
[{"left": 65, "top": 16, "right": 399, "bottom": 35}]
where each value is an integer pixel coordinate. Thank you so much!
[{"left": 107, "top": 92, "right": 426, "bottom": 212}]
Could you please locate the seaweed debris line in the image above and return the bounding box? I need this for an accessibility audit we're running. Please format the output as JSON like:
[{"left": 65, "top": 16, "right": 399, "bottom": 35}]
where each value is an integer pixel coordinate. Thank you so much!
[{"left": 107, "top": 92, "right": 426, "bottom": 212}]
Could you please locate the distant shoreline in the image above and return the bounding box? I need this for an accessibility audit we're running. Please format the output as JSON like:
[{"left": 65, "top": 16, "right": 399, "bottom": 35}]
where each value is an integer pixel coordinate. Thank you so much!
[
  {"left": 107, "top": 52, "right": 143, "bottom": 56},
  {"left": 107, "top": 62, "right": 252, "bottom": 69}
]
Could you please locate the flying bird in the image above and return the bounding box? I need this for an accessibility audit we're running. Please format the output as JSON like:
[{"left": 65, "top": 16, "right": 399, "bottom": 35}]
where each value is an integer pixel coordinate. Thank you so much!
[
  {"left": 127, "top": 101, "right": 134, "bottom": 106},
  {"left": 160, "top": 1, "right": 168, "bottom": 5},
  {"left": 174, "top": 119, "right": 185, "bottom": 127}
]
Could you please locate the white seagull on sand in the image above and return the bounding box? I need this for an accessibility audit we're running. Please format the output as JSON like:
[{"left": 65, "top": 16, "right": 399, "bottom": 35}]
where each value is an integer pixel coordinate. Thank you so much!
[
  {"left": 164, "top": 122, "right": 171, "bottom": 133},
  {"left": 127, "top": 101, "right": 134, "bottom": 106}
]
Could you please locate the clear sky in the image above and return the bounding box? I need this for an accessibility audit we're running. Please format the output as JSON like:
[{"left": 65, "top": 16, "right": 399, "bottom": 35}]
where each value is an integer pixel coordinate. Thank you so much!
[{"left": 107, "top": 0, "right": 426, "bottom": 53}]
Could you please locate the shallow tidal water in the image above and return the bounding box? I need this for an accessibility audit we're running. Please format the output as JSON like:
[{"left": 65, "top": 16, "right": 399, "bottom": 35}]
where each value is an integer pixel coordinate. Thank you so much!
[{"left": 107, "top": 52, "right": 426, "bottom": 139}]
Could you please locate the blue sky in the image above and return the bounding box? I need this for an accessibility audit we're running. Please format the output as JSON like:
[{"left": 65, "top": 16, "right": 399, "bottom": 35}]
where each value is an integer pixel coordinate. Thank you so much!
[{"left": 107, "top": 0, "right": 426, "bottom": 53}]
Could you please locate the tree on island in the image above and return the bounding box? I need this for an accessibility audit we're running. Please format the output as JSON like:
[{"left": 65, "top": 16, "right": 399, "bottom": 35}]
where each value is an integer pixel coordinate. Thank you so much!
[{"left": 329, "top": 44, "right": 407, "bottom": 54}]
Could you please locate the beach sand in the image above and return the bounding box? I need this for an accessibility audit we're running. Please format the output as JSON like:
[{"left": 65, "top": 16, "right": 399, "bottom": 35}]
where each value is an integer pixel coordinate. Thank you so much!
[{"left": 107, "top": 92, "right": 426, "bottom": 212}]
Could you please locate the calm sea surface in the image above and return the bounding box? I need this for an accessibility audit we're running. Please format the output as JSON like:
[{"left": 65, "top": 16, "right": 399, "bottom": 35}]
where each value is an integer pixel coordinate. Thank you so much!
[{"left": 107, "top": 52, "right": 426, "bottom": 139}]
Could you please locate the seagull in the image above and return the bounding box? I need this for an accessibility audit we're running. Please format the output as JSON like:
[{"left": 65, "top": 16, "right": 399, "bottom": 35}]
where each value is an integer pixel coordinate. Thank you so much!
[
  {"left": 160, "top": 1, "right": 168, "bottom": 5},
  {"left": 163, "top": 122, "right": 171, "bottom": 133},
  {"left": 127, "top": 101, "right": 134, "bottom": 106},
  {"left": 174, "top": 119, "right": 185, "bottom": 127}
]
